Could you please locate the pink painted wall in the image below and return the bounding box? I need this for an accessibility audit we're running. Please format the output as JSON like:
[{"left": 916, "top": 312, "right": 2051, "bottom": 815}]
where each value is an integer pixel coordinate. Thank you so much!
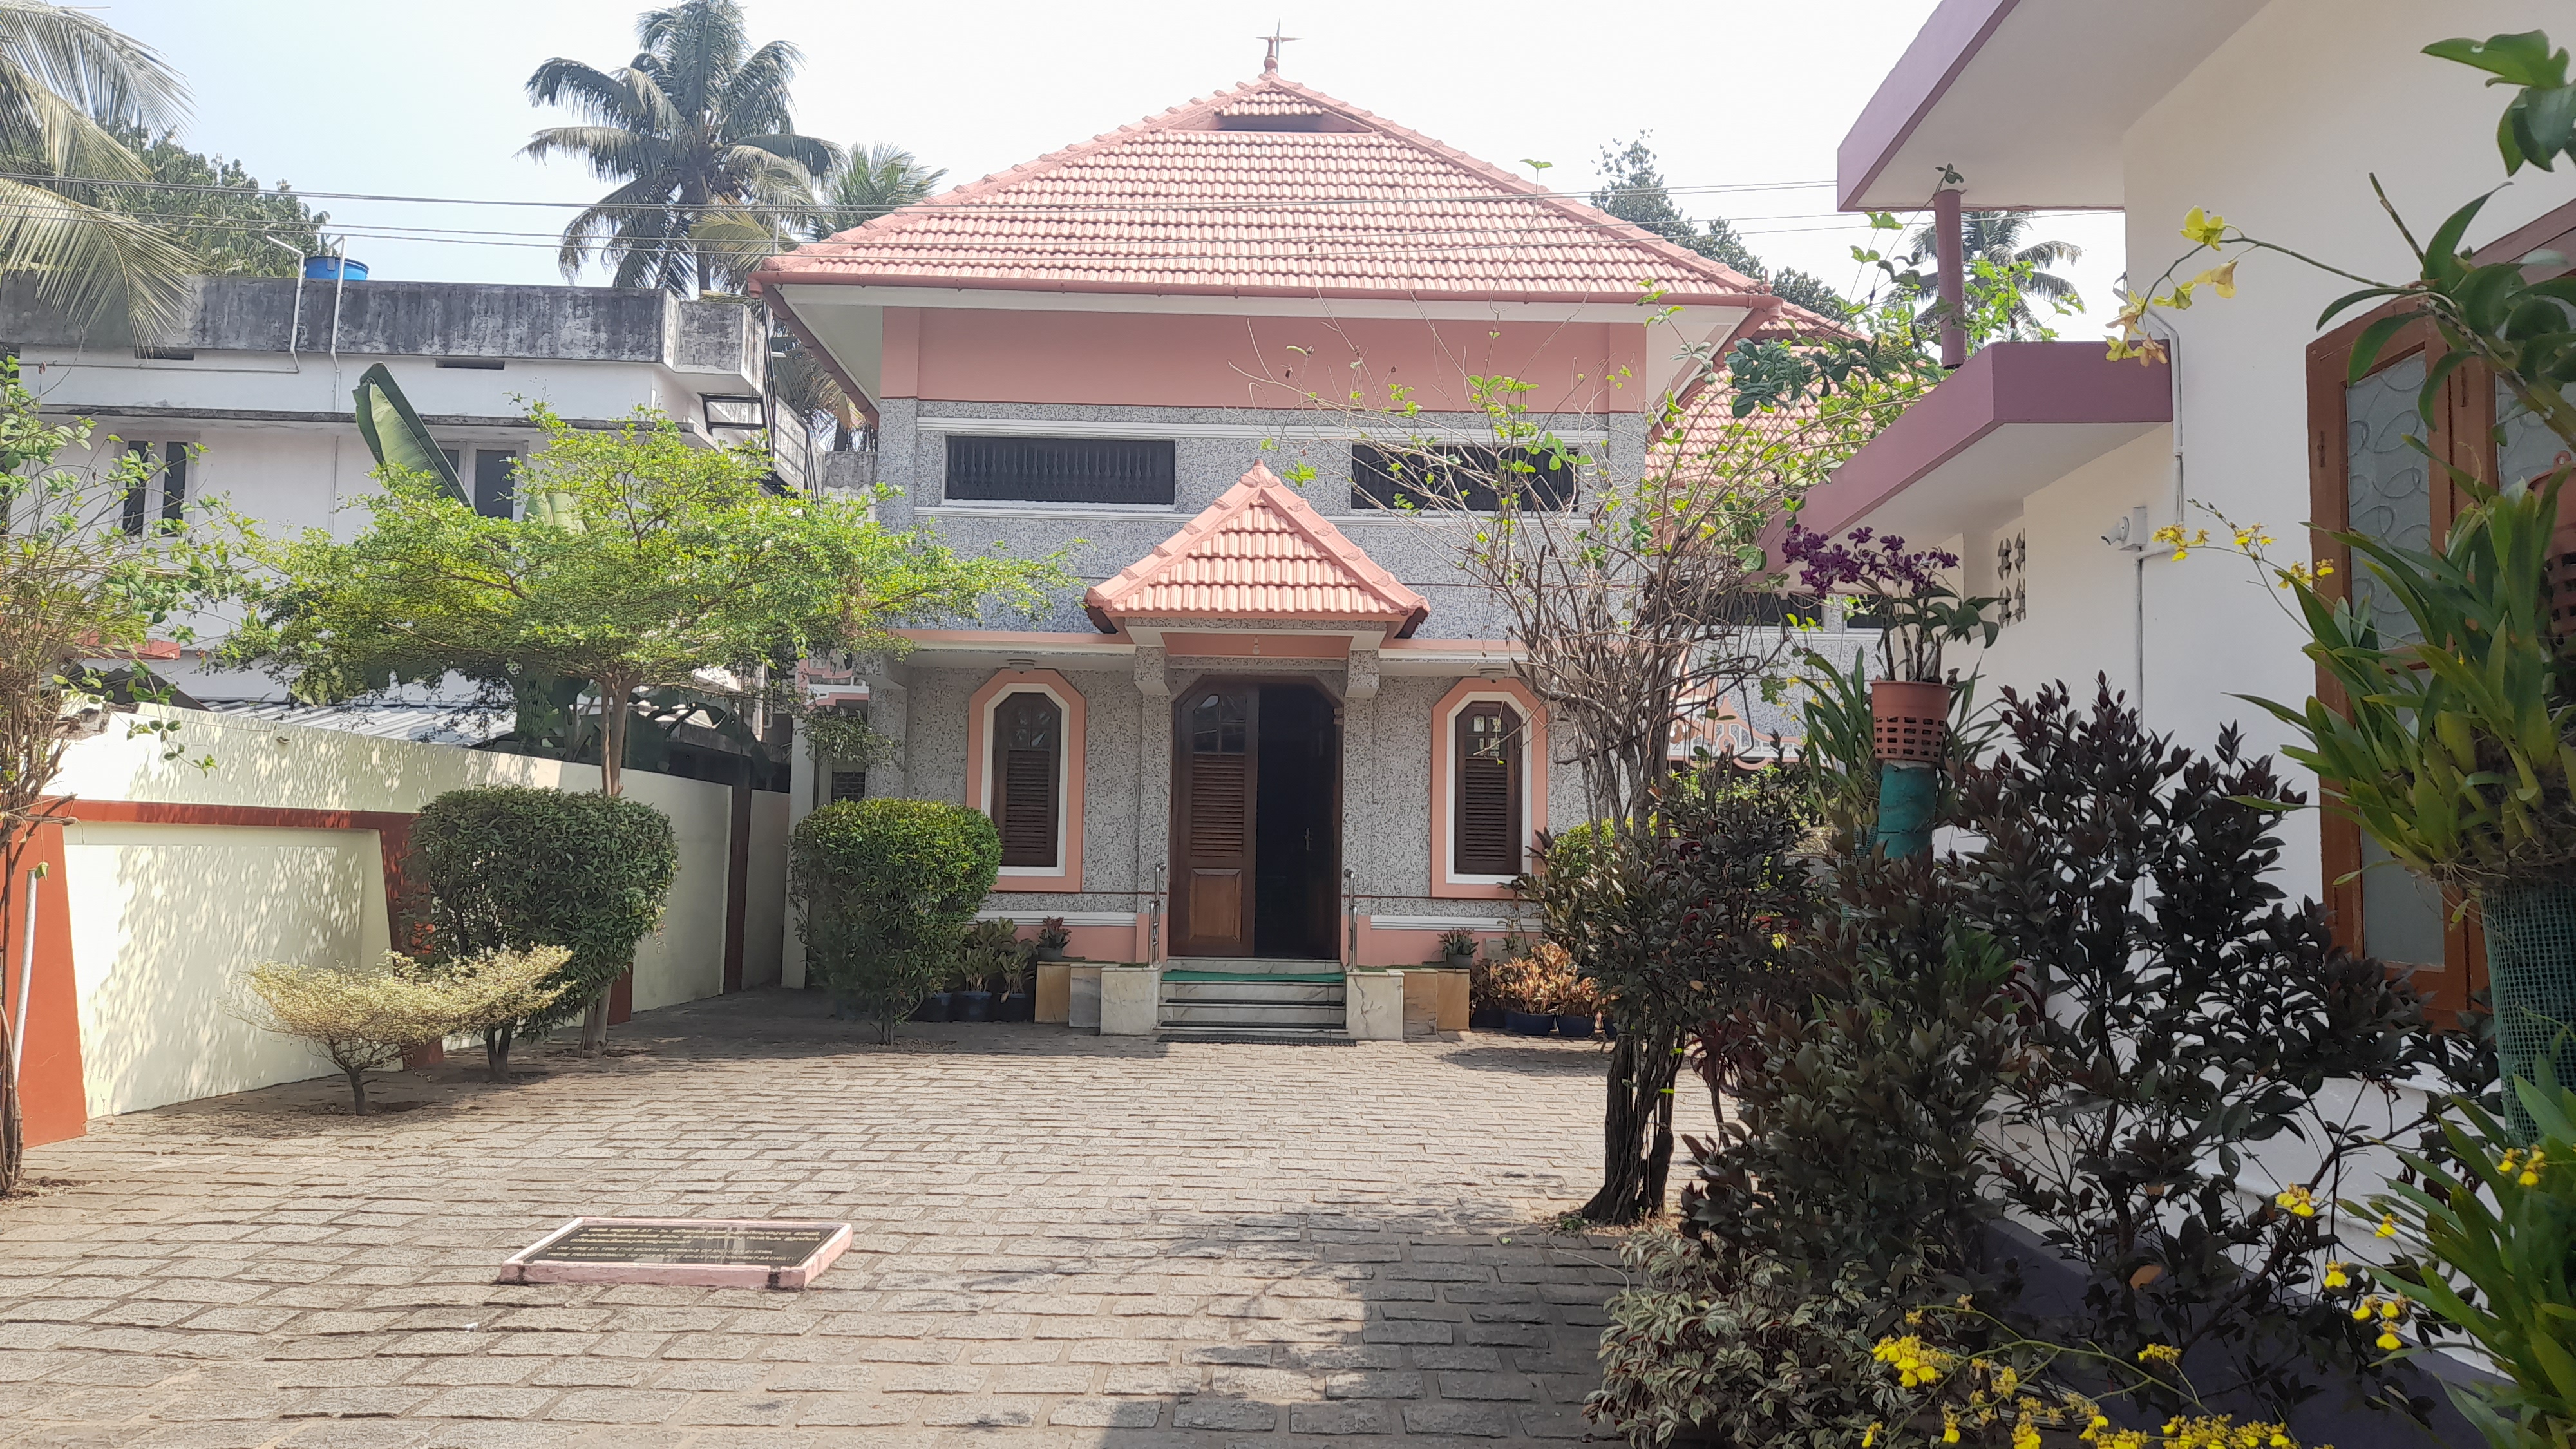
[{"left": 886, "top": 308, "right": 1652, "bottom": 413}]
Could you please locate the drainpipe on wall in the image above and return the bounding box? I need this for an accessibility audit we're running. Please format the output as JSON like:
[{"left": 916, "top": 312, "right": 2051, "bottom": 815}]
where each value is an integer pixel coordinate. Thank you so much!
[{"left": 1935, "top": 171, "right": 1968, "bottom": 370}]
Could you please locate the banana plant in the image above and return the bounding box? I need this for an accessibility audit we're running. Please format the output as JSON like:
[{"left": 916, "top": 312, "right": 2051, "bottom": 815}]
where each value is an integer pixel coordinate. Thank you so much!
[
  {"left": 350, "top": 363, "right": 580, "bottom": 529},
  {"left": 350, "top": 363, "right": 468, "bottom": 507}
]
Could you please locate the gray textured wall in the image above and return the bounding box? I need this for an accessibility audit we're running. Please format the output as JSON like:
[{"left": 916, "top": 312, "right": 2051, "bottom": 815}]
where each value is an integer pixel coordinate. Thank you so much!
[{"left": 882, "top": 399, "right": 1645, "bottom": 641}]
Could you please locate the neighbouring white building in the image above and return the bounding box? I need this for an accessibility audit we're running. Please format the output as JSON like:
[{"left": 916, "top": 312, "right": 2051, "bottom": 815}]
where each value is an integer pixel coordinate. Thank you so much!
[
  {"left": 1, "top": 271, "right": 822, "bottom": 706},
  {"left": 1804, "top": 0, "right": 2576, "bottom": 1019}
]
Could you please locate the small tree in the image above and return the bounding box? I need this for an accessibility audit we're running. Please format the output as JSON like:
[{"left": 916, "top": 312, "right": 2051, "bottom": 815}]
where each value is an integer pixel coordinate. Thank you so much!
[
  {"left": 236, "top": 405, "right": 1064, "bottom": 796},
  {"left": 790, "top": 798, "right": 1000, "bottom": 1042},
  {"left": 233, "top": 947, "right": 571, "bottom": 1113},
  {"left": 0, "top": 359, "right": 239, "bottom": 1193},
  {"left": 427, "top": 944, "right": 576, "bottom": 1080},
  {"left": 408, "top": 786, "right": 677, "bottom": 1061},
  {"left": 1291, "top": 283, "right": 1940, "bottom": 1221}
]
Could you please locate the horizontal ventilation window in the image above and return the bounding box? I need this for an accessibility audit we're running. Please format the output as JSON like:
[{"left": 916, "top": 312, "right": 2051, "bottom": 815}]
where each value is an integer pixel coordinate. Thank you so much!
[
  {"left": 945, "top": 435, "right": 1176, "bottom": 506},
  {"left": 434, "top": 358, "right": 504, "bottom": 370},
  {"left": 135, "top": 347, "right": 194, "bottom": 361},
  {"left": 1352, "top": 444, "right": 1575, "bottom": 513}
]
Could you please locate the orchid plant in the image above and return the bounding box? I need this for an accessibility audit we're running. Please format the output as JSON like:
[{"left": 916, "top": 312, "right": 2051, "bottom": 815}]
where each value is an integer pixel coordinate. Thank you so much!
[{"left": 1779, "top": 522, "right": 2001, "bottom": 683}]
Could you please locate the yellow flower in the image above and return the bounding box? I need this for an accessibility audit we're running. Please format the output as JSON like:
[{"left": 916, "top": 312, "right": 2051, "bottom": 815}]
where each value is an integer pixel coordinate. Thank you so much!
[
  {"left": 2015, "top": 1421, "right": 2043, "bottom": 1449},
  {"left": 2376, "top": 1329, "right": 2402, "bottom": 1351},
  {"left": 2204, "top": 260, "right": 2239, "bottom": 298},
  {"left": 2523, "top": 1149, "right": 2548, "bottom": 1186},
  {"left": 1864, "top": 1423, "right": 1881, "bottom": 1448},
  {"left": 2137, "top": 1343, "right": 2183, "bottom": 1367},
  {"left": 1944, "top": 1412, "right": 1962, "bottom": 1444},
  {"left": 2183, "top": 207, "right": 2228, "bottom": 245},
  {"left": 2353, "top": 1296, "right": 2378, "bottom": 1322},
  {"left": 2322, "top": 1262, "right": 2349, "bottom": 1290},
  {"left": 2380, "top": 1296, "right": 2406, "bottom": 1321},
  {"left": 2376, "top": 1213, "right": 2398, "bottom": 1239},
  {"left": 2273, "top": 1185, "right": 2317, "bottom": 1218}
]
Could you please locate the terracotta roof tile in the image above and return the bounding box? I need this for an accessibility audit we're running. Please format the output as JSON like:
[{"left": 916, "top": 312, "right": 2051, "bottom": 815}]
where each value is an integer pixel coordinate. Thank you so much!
[
  {"left": 754, "top": 75, "right": 1783, "bottom": 308},
  {"left": 1086, "top": 462, "right": 1430, "bottom": 635}
]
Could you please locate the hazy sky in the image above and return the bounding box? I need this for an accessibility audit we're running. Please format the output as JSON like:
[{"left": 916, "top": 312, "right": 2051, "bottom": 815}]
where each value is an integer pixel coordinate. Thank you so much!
[{"left": 92, "top": 0, "right": 2126, "bottom": 336}]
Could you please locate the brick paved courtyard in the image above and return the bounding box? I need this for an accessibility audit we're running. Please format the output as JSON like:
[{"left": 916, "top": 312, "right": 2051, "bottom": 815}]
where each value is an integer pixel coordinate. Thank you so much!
[{"left": 0, "top": 989, "right": 1626, "bottom": 1446}]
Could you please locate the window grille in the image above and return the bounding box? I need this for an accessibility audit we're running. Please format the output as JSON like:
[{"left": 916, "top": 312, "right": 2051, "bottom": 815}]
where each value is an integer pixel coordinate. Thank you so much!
[
  {"left": 1352, "top": 444, "right": 1575, "bottom": 512},
  {"left": 946, "top": 436, "right": 1176, "bottom": 506}
]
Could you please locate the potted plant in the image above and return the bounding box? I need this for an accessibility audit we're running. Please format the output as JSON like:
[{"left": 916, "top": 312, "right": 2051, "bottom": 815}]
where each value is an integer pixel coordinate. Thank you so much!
[
  {"left": 1492, "top": 942, "right": 1575, "bottom": 1037},
  {"left": 1553, "top": 969, "right": 1602, "bottom": 1041},
  {"left": 1468, "top": 936, "right": 1523, "bottom": 1030},
  {"left": 1437, "top": 927, "right": 1479, "bottom": 969},
  {"left": 1034, "top": 916, "right": 1072, "bottom": 961},
  {"left": 1779, "top": 523, "right": 2000, "bottom": 762},
  {"left": 992, "top": 936, "right": 1035, "bottom": 1021},
  {"left": 954, "top": 920, "right": 1022, "bottom": 1023}
]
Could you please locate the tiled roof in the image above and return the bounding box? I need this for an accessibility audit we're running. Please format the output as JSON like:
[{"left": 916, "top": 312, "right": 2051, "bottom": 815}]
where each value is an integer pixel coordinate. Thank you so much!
[
  {"left": 753, "top": 75, "right": 1783, "bottom": 308},
  {"left": 1086, "top": 463, "right": 1430, "bottom": 636}
]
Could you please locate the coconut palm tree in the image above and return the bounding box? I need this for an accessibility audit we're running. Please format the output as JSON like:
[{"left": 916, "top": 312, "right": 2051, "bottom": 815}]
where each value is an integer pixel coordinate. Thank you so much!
[
  {"left": 1900, "top": 209, "right": 2083, "bottom": 334},
  {"left": 684, "top": 143, "right": 947, "bottom": 443},
  {"left": 808, "top": 144, "right": 943, "bottom": 239},
  {"left": 687, "top": 142, "right": 943, "bottom": 293},
  {"left": 0, "top": 0, "right": 194, "bottom": 341},
  {"left": 522, "top": 0, "right": 835, "bottom": 294}
]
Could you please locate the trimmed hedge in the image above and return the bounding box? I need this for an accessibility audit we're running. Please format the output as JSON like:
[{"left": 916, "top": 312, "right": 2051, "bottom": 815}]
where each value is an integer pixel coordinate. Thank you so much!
[
  {"left": 410, "top": 786, "right": 677, "bottom": 1066},
  {"left": 790, "top": 798, "right": 1000, "bottom": 1040}
]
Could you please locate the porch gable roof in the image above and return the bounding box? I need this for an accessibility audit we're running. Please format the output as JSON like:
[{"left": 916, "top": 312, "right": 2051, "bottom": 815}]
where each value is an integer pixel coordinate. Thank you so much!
[{"left": 1084, "top": 462, "right": 1429, "bottom": 637}]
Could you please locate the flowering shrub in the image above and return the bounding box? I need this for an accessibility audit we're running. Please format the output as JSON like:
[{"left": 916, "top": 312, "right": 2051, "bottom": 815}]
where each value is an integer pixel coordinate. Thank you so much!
[{"left": 1778, "top": 522, "right": 1997, "bottom": 681}]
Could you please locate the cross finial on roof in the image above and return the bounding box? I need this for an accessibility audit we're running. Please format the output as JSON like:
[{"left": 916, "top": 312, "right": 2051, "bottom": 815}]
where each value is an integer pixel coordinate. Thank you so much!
[{"left": 1260, "top": 23, "right": 1298, "bottom": 74}]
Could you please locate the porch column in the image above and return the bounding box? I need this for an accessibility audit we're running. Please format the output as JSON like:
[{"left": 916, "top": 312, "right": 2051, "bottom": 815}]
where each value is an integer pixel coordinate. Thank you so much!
[
  {"left": 1340, "top": 649, "right": 1380, "bottom": 966},
  {"left": 1135, "top": 646, "right": 1171, "bottom": 963}
]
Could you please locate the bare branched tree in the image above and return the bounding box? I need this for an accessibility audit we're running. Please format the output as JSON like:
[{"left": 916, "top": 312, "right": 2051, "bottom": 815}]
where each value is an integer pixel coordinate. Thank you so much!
[{"left": 1267, "top": 311, "right": 1934, "bottom": 1221}]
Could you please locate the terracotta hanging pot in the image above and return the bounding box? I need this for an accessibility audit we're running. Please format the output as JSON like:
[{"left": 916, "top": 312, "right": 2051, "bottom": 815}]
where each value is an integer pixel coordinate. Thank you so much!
[{"left": 1870, "top": 679, "right": 1952, "bottom": 763}]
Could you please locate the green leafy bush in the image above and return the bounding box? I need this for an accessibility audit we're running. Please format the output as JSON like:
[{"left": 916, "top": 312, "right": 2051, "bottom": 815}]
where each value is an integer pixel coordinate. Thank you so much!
[
  {"left": 1953, "top": 682, "right": 2478, "bottom": 1418},
  {"left": 410, "top": 786, "right": 678, "bottom": 1073},
  {"left": 1591, "top": 1226, "right": 1911, "bottom": 1449},
  {"left": 790, "top": 798, "right": 1000, "bottom": 1041}
]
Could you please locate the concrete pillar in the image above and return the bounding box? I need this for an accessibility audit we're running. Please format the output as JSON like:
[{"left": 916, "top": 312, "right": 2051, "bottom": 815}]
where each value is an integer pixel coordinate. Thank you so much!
[
  {"left": 862, "top": 669, "right": 911, "bottom": 802},
  {"left": 1349, "top": 970, "right": 1405, "bottom": 1040},
  {"left": 1099, "top": 963, "right": 1160, "bottom": 1036},
  {"left": 1935, "top": 181, "right": 1968, "bottom": 370}
]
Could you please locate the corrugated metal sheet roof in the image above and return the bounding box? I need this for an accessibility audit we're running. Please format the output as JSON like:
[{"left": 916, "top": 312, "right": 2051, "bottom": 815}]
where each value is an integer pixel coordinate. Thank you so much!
[{"left": 199, "top": 699, "right": 515, "bottom": 747}]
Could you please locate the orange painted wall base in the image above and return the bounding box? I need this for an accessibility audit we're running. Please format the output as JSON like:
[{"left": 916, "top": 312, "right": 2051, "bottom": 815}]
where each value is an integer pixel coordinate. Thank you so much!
[{"left": 3, "top": 822, "right": 84, "bottom": 1148}]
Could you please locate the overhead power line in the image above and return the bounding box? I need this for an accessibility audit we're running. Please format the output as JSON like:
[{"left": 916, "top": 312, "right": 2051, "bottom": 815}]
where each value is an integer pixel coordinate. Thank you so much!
[{"left": 0, "top": 167, "right": 1856, "bottom": 214}]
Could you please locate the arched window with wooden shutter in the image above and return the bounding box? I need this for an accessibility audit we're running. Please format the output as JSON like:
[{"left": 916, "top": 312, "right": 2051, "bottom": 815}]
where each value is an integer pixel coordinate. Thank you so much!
[
  {"left": 1452, "top": 701, "right": 1522, "bottom": 878},
  {"left": 992, "top": 692, "right": 1061, "bottom": 869}
]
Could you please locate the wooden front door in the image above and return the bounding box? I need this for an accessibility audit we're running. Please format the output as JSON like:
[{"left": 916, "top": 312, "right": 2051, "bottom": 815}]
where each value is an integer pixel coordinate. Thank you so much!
[{"left": 1173, "top": 685, "right": 1256, "bottom": 955}]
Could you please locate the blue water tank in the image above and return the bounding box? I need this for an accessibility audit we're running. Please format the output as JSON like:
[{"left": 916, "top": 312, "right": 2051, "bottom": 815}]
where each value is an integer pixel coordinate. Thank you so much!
[{"left": 302, "top": 256, "right": 368, "bottom": 282}]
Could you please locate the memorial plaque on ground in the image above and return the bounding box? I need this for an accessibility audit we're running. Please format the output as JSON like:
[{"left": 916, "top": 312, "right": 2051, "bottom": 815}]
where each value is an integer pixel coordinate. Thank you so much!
[{"left": 498, "top": 1217, "right": 852, "bottom": 1289}]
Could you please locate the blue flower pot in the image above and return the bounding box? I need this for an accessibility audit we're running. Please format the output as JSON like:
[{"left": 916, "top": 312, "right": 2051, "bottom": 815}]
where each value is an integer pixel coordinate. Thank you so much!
[
  {"left": 1504, "top": 1010, "right": 1554, "bottom": 1037},
  {"left": 954, "top": 990, "right": 995, "bottom": 1023},
  {"left": 1555, "top": 1012, "right": 1597, "bottom": 1040}
]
